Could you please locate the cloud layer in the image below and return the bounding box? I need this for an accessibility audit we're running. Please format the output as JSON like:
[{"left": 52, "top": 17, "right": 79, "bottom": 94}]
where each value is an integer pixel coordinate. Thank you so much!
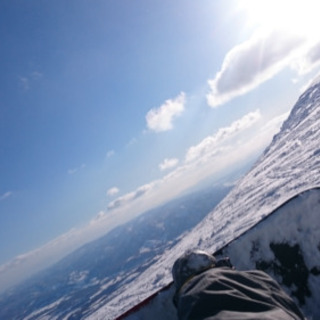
[
  {"left": 185, "top": 110, "right": 261, "bottom": 162},
  {"left": 159, "top": 158, "right": 179, "bottom": 171},
  {"left": 207, "top": 29, "right": 306, "bottom": 107},
  {"left": 107, "top": 183, "right": 155, "bottom": 210},
  {"left": 107, "top": 110, "right": 267, "bottom": 215},
  {"left": 146, "top": 92, "right": 185, "bottom": 132},
  {"left": 107, "top": 187, "right": 120, "bottom": 197},
  {"left": 291, "top": 40, "right": 320, "bottom": 75}
]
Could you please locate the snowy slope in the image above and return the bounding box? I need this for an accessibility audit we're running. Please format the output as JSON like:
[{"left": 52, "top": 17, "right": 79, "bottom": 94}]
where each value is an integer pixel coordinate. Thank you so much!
[
  {"left": 217, "top": 188, "right": 320, "bottom": 319},
  {"left": 120, "top": 188, "right": 320, "bottom": 320},
  {"left": 0, "top": 185, "right": 230, "bottom": 320},
  {"left": 88, "top": 81, "right": 320, "bottom": 320}
]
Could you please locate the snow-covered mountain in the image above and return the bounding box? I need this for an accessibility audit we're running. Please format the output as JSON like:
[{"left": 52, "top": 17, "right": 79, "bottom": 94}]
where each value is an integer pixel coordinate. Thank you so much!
[
  {"left": 120, "top": 187, "right": 320, "bottom": 320},
  {"left": 89, "top": 81, "right": 320, "bottom": 320},
  {"left": 0, "top": 184, "right": 231, "bottom": 320}
]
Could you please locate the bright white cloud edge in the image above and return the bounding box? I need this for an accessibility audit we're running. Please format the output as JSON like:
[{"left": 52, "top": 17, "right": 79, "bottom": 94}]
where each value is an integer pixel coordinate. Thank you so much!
[
  {"left": 159, "top": 158, "right": 179, "bottom": 171},
  {"left": 107, "top": 187, "right": 120, "bottom": 197},
  {"left": 206, "top": 28, "right": 318, "bottom": 108},
  {"left": 146, "top": 92, "right": 185, "bottom": 132}
]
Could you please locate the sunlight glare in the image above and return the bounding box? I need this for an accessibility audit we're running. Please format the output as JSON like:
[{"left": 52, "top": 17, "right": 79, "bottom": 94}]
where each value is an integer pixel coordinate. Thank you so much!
[{"left": 239, "top": 0, "right": 320, "bottom": 39}]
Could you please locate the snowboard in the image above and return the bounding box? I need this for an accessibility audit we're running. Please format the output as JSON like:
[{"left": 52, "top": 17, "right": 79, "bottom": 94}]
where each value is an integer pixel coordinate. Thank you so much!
[{"left": 116, "top": 187, "right": 320, "bottom": 320}]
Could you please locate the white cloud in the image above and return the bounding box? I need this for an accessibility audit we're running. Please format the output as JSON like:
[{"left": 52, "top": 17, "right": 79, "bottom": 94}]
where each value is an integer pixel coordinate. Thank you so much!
[
  {"left": 159, "top": 158, "right": 179, "bottom": 171},
  {"left": 207, "top": 29, "right": 306, "bottom": 108},
  {"left": 107, "top": 187, "right": 120, "bottom": 197},
  {"left": 291, "top": 40, "right": 320, "bottom": 75},
  {"left": 260, "top": 112, "right": 290, "bottom": 135},
  {"left": 146, "top": 92, "right": 185, "bottom": 132},
  {"left": 106, "top": 110, "right": 266, "bottom": 213},
  {"left": 186, "top": 110, "right": 261, "bottom": 163},
  {"left": 0, "top": 191, "right": 12, "bottom": 202},
  {"left": 89, "top": 211, "right": 106, "bottom": 225},
  {"left": 107, "top": 183, "right": 156, "bottom": 210},
  {"left": 299, "top": 71, "right": 320, "bottom": 94}
]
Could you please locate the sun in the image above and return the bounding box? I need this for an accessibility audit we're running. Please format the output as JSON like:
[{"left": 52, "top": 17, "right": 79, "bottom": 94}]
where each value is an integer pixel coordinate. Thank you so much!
[{"left": 238, "top": 0, "right": 320, "bottom": 39}]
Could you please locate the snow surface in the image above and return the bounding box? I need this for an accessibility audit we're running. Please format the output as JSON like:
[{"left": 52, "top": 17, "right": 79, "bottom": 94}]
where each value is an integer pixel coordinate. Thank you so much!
[
  {"left": 122, "top": 188, "right": 320, "bottom": 320},
  {"left": 88, "top": 82, "right": 320, "bottom": 320},
  {"left": 219, "top": 188, "right": 320, "bottom": 318}
]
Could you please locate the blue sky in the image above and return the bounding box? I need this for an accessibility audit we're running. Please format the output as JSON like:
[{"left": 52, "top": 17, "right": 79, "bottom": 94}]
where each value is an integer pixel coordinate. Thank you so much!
[{"left": 1, "top": 0, "right": 320, "bottom": 290}]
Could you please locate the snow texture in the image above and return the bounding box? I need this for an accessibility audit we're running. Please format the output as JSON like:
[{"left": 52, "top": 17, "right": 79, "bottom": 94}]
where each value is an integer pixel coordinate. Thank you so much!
[
  {"left": 218, "top": 188, "right": 320, "bottom": 319},
  {"left": 88, "top": 82, "right": 320, "bottom": 320},
  {"left": 120, "top": 188, "right": 320, "bottom": 320}
]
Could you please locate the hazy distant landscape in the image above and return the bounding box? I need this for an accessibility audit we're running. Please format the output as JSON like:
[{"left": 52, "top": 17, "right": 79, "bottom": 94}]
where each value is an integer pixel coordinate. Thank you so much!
[{"left": 0, "top": 183, "right": 231, "bottom": 319}]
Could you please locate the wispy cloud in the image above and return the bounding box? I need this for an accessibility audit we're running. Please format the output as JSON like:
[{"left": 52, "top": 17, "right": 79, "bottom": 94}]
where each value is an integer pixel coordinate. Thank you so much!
[
  {"left": 18, "top": 71, "right": 43, "bottom": 92},
  {"left": 186, "top": 110, "right": 261, "bottom": 163},
  {"left": 107, "top": 187, "right": 120, "bottom": 197},
  {"left": 260, "top": 112, "right": 290, "bottom": 135},
  {"left": 146, "top": 92, "right": 185, "bottom": 132},
  {"left": 207, "top": 29, "right": 306, "bottom": 108},
  {"left": 159, "top": 158, "right": 179, "bottom": 171},
  {"left": 68, "top": 164, "right": 86, "bottom": 175},
  {"left": 0, "top": 227, "right": 89, "bottom": 293},
  {"left": 291, "top": 40, "right": 320, "bottom": 75},
  {"left": 107, "top": 183, "right": 155, "bottom": 210},
  {"left": 0, "top": 191, "right": 12, "bottom": 202},
  {"left": 89, "top": 211, "right": 106, "bottom": 225}
]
